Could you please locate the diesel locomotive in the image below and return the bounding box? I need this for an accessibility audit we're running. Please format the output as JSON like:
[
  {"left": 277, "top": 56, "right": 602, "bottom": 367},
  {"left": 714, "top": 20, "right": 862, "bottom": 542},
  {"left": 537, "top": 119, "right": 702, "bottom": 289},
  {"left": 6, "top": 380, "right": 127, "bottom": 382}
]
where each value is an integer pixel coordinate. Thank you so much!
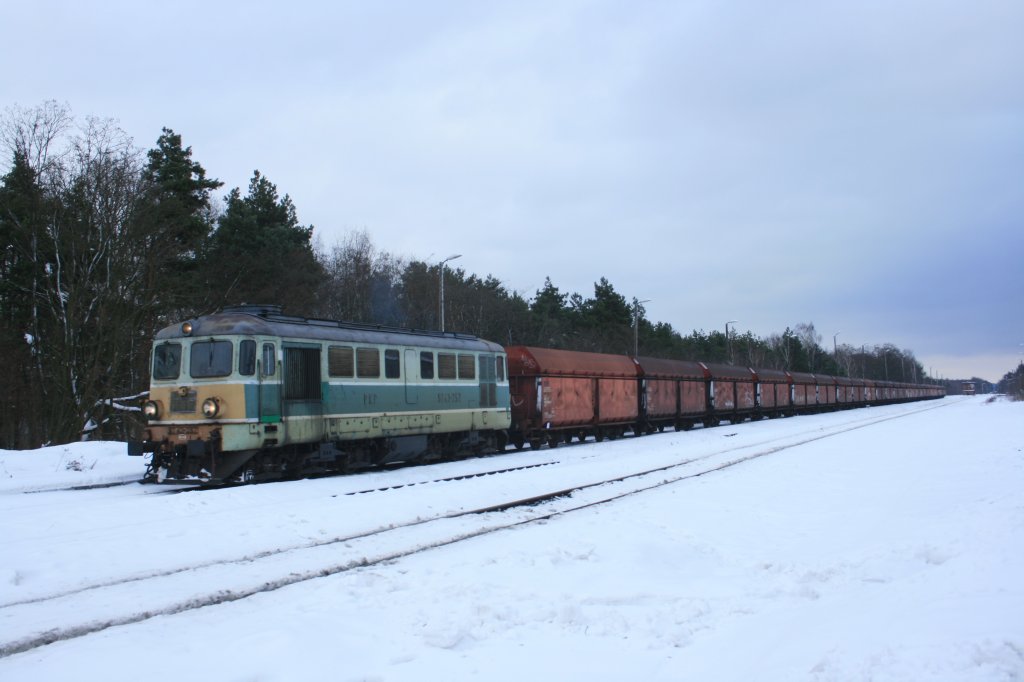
[
  {"left": 129, "top": 305, "right": 944, "bottom": 484},
  {"left": 129, "top": 305, "right": 511, "bottom": 483}
]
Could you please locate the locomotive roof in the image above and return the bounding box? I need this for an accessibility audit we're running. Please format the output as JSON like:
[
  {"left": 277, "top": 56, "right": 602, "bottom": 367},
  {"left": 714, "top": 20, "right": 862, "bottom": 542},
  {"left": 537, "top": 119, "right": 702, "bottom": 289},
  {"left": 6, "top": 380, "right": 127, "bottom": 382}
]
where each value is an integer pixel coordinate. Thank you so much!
[{"left": 153, "top": 304, "right": 504, "bottom": 353}]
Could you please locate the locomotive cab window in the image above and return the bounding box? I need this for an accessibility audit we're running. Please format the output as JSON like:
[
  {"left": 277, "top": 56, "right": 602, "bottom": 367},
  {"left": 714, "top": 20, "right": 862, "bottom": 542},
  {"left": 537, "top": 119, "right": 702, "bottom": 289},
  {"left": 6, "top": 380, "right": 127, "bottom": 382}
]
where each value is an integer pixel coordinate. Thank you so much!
[
  {"left": 239, "top": 340, "right": 256, "bottom": 376},
  {"left": 153, "top": 343, "right": 181, "bottom": 380},
  {"left": 261, "top": 343, "right": 276, "bottom": 377},
  {"left": 496, "top": 356, "right": 506, "bottom": 382},
  {"left": 191, "top": 340, "right": 233, "bottom": 378},
  {"left": 384, "top": 349, "right": 401, "bottom": 379}
]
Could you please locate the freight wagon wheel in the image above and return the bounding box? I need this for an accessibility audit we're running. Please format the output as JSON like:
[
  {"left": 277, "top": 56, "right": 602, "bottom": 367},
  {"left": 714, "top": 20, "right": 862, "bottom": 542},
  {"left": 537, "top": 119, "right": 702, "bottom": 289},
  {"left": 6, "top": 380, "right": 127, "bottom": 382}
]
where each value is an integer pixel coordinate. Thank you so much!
[
  {"left": 529, "top": 438, "right": 543, "bottom": 450},
  {"left": 547, "top": 434, "right": 560, "bottom": 449},
  {"left": 563, "top": 432, "right": 573, "bottom": 444},
  {"left": 512, "top": 435, "right": 525, "bottom": 451},
  {"left": 577, "top": 431, "right": 588, "bottom": 443},
  {"left": 595, "top": 429, "right": 605, "bottom": 442}
]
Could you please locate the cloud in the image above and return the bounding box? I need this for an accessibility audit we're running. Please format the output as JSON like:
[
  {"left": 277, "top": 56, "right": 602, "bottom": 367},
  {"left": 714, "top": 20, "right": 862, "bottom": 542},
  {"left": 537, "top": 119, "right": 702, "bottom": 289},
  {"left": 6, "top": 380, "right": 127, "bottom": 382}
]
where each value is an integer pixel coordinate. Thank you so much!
[{"left": 2, "top": 0, "right": 1022, "bottom": 380}]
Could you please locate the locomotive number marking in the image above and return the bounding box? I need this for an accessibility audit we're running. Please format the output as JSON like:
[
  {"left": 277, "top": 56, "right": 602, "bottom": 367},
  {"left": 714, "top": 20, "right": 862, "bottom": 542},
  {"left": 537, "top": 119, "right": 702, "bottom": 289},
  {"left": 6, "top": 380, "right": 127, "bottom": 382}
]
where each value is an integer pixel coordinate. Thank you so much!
[
  {"left": 363, "top": 393, "right": 378, "bottom": 406},
  {"left": 438, "top": 392, "right": 462, "bottom": 404}
]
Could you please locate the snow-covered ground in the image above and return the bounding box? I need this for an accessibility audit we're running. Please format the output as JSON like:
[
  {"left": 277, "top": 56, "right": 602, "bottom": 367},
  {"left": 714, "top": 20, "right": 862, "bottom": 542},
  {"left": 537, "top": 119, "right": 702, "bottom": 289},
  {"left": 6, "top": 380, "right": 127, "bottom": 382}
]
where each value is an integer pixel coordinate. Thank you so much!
[{"left": 1, "top": 396, "right": 1021, "bottom": 681}]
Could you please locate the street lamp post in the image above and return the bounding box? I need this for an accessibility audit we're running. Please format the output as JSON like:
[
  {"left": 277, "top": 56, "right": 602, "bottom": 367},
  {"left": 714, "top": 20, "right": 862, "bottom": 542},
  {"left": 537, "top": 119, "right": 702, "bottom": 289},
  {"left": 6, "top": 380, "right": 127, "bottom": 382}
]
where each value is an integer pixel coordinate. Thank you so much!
[
  {"left": 634, "top": 299, "right": 650, "bottom": 357},
  {"left": 725, "top": 320, "right": 738, "bottom": 364},
  {"left": 438, "top": 254, "right": 461, "bottom": 332},
  {"left": 833, "top": 331, "right": 841, "bottom": 371}
]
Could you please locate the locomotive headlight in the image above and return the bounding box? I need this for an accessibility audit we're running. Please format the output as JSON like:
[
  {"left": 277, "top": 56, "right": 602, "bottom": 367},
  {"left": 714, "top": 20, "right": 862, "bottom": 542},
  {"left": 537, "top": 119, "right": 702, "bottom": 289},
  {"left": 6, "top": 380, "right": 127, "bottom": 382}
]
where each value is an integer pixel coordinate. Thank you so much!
[
  {"left": 202, "top": 398, "right": 220, "bottom": 418},
  {"left": 143, "top": 400, "right": 160, "bottom": 419},
  {"left": 181, "top": 321, "right": 193, "bottom": 336}
]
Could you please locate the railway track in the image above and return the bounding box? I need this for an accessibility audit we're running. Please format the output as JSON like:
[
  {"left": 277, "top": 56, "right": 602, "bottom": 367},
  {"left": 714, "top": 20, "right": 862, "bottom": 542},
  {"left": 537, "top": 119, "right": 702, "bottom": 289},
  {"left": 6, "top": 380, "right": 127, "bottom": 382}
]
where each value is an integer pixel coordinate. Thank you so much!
[{"left": 0, "top": 400, "right": 951, "bottom": 659}]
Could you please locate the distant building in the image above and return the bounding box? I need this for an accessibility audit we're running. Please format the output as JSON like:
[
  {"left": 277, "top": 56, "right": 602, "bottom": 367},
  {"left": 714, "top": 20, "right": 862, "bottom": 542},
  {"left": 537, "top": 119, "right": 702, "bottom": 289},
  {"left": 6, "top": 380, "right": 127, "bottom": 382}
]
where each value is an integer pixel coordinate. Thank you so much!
[{"left": 962, "top": 381, "right": 976, "bottom": 395}]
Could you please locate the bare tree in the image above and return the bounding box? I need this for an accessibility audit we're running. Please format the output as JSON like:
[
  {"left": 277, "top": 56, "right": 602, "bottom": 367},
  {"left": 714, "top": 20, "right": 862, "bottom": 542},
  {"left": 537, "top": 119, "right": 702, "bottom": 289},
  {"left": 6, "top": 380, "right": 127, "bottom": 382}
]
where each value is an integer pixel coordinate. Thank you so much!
[
  {"left": 1, "top": 100, "right": 72, "bottom": 176},
  {"left": 317, "top": 229, "right": 405, "bottom": 324}
]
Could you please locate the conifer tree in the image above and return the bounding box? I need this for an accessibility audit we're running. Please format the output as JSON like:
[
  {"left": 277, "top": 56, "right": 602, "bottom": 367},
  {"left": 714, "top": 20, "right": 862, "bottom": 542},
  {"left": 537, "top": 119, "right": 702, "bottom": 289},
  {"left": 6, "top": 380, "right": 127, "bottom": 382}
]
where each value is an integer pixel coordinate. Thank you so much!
[{"left": 205, "top": 171, "right": 323, "bottom": 314}]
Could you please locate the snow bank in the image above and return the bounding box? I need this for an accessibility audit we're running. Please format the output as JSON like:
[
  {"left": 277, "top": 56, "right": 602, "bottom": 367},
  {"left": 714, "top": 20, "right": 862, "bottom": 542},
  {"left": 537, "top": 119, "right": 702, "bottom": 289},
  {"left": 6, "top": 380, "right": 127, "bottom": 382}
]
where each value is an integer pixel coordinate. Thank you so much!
[{"left": 0, "top": 441, "right": 142, "bottom": 493}]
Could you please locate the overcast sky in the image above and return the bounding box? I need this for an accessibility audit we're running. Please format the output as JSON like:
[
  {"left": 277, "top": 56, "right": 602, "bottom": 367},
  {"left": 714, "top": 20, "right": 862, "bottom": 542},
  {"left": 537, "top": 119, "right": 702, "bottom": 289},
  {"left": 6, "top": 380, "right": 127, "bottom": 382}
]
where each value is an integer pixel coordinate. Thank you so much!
[{"left": 4, "top": 0, "right": 1022, "bottom": 381}]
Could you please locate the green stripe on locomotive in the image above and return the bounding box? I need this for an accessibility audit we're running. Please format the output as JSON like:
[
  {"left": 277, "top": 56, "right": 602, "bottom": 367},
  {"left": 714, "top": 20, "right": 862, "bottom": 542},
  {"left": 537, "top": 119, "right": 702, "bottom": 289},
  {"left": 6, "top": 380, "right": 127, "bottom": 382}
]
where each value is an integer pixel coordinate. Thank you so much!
[{"left": 243, "top": 382, "right": 509, "bottom": 416}]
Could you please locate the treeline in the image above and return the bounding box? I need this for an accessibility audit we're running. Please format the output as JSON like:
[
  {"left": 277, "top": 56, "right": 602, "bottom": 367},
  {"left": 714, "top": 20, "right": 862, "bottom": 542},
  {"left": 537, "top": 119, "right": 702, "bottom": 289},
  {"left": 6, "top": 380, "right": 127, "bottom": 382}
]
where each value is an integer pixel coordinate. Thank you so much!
[
  {"left": 0, "top": 102, "right": 930, "bottom": 449},
  {"left": 995, "top": 364, "right": 1024, "bottom": 399}
]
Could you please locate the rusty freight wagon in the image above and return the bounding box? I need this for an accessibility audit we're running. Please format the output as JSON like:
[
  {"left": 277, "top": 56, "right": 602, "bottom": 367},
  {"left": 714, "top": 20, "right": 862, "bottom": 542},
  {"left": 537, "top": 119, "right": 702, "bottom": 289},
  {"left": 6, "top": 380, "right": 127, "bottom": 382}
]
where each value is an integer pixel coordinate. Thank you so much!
[
  {"left": 789, "top": 371, "right": 817, "bottom": 412},
  {"left": 752, "top": 367, "right": 791, "bottom": 418},
  {"left": 835, "top": 376, "right": 859, "bottom": 406},
  {"left": 505, "top": 346, "right": 641, "bottom": 449},
  {"left": 817, "top": 373, "right": 838, "bottom": 408},
  {"left": 703, "top": 363, "right": 758, "bottom": 425},
  {"left": 635, "top": 357, "right": 710, "bottom": 432}
]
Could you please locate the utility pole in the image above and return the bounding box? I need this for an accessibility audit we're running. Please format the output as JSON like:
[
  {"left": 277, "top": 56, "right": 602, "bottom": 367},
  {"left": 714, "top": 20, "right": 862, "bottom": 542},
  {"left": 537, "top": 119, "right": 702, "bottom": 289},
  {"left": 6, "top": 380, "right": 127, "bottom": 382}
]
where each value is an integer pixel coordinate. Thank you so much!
[
  {"left": 833, "top": 331, "right": 841, "bottom": 373},
  {"left": 725, "top": 320, "right": 738, "bottom": 364},
  {"left": 438, "top": 254, "right": 461, "bottom": 332}
]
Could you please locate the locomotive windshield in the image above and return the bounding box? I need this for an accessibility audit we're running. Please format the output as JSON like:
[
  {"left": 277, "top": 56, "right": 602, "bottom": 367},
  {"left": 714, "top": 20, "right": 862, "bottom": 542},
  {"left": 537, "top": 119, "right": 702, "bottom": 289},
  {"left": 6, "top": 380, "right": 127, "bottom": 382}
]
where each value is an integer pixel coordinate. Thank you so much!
[
  {"left": 190, "top": 340, "right": 233, "bottom": 378},
  {"left": 153, "top": 343, "right": 181, "bottom": 380}
]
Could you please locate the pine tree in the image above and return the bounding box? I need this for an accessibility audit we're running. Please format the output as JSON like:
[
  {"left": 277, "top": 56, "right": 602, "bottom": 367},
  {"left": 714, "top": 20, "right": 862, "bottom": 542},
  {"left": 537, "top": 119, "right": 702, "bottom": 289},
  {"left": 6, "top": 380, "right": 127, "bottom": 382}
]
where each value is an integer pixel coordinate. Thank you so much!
[
  {"left": 0, "top": 152, "right": 49, "bottom": 446},
  {"left": 205, "top": 170, "right": 323, "bottom": 314},
  {"left": 136, "top": 128, "right": 222, "bottom": 316}
]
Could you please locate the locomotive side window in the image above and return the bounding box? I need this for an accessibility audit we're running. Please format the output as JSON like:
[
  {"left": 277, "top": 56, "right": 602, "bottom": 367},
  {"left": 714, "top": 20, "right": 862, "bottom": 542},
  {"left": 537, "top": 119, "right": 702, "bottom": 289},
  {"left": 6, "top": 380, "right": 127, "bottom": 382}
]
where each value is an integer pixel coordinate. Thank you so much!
[
  {"left": 420, "top": 351, "right": 434, "bottom": 379},
  {"left": 262, "top": 343, "right": 276, "bottom": 376},
  {"left": 239, "top": 340, "right": 256, "bottom": 376},
  {"left": 437, "top": 353, "right": 456, "bottom": 380},
  {"left": 458, "top": 354, "right": 476, "bottom": 380},
  {"left": 190, "top": 340, "right": 233, "bottom": 378},
  {"left": 153, "top": 343, "right": 181, "bottom": 380},
  {"left": 384, "top": 349, "right": 401, "bottom": 379},
  {"left": 356, "top": 347, "right": 380, "bottom": 378},
  {"left": 328, "top": 346, "right": 354, "bottom": 377}
]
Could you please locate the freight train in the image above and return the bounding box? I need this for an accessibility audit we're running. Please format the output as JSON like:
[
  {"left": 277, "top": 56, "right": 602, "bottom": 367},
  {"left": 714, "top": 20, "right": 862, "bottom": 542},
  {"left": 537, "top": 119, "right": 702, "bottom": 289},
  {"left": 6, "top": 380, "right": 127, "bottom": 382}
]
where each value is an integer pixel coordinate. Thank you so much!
[{"left": 129, "top": 305, "right": 944, "bottom": 484}]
